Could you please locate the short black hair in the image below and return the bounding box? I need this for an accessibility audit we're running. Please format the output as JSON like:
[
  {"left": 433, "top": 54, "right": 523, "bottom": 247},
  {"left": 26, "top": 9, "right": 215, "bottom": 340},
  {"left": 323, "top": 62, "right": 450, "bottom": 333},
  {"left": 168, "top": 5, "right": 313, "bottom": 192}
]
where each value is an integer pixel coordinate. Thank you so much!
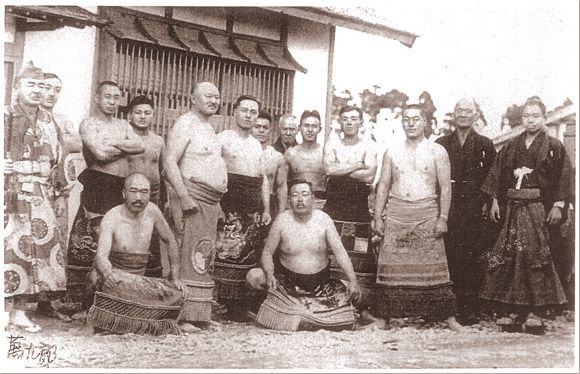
[
  {"left": 43, "top": 73, "right": 61, "bottom": 81},
  {"left": 128, "top": 95, "right": 154, "bottom": 112},
  {"left": 234, "top": 95, "right": 261, "bottom": 111},
  {"left": 257, "top": 110, "right": 272, "bottom": 122},
  {"left": 287, "top": 179, "right": 312, "bottom": 193},
  {"left": 96, "top": 80, "right": 120, "bottom": 95},
  {"left": 339, "top": 105, "right": 363, "bottom": 119},
  {"left": 523, "top": 96, "right": 547, "bottom": 117},
  {"left": 300, "top": 110, "right": 321, "bottom": 124},
  {"left": 402, "top": 104, "right": 427, "bottom": 120}
]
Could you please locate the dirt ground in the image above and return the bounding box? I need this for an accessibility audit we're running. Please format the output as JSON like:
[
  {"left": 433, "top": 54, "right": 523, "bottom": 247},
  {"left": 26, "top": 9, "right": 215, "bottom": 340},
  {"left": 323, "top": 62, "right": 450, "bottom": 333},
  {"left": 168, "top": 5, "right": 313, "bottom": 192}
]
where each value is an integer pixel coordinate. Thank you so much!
[{"left": 3, "top": 310, "right": 576, "bottom": 370}]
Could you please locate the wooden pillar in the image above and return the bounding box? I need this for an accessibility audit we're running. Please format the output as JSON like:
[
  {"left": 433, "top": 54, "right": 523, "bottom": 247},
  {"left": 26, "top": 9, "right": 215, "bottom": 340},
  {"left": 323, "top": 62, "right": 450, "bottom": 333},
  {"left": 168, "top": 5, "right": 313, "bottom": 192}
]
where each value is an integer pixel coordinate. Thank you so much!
[{"left": 324, "top": 25, "right": 336, "bottom": 145}]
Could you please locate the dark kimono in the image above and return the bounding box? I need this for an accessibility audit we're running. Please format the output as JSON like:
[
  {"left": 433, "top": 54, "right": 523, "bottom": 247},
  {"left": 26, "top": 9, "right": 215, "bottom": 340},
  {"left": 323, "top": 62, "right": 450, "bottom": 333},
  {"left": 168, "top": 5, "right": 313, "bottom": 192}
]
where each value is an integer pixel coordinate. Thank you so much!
[
  {"left": 479, "top": 130, "right": 572, "bottom": 307},
  {"left": 435, "top": 129, "right": 496, "bottom": 314}
]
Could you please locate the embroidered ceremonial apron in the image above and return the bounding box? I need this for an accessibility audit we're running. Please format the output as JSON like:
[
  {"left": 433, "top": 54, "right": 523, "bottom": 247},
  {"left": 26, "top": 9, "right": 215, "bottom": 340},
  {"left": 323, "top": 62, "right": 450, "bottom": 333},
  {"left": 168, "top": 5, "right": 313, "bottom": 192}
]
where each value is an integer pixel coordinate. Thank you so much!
[
  {"left": 87, "top": 251, "right": 184, "bottom": 335},
  {"left": 214, "top": 173, "right": 266, "bottom": 305},
  {"left": 172, "top": 178, "right": 225, "bottom": 322},
  {"left": 374, "top": 197, "right": 456, "bottom": 321},
  {"left": 323, "top": 176, "right": 376, "bottom": 290},
  {"left": 66, "top": 169, "right": 124, "bottom": 307},
  {"left": 256, "top": 259, "right": 355, "bottom": 332}
]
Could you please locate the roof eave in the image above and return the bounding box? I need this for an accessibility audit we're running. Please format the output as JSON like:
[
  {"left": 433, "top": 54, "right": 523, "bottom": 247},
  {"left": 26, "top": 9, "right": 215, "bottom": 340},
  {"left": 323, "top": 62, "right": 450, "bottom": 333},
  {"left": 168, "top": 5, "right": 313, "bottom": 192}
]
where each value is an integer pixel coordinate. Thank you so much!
[{"left": 263, "top": 6, "right": 418, "bottom": 48}]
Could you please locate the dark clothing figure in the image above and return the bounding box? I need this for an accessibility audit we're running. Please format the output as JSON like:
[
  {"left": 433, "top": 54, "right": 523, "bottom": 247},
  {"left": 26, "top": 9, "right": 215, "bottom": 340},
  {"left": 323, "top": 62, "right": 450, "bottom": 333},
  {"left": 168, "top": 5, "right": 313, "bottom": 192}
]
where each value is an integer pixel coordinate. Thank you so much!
[
  {"left": 272, "top": 137, "right": 295, "bottom": 155},
  {"left": 479, "top": 130, "right": 572, "bottom": 312},
  {"left": 436, "top": 129, "right": 496, "bottom": 316}
]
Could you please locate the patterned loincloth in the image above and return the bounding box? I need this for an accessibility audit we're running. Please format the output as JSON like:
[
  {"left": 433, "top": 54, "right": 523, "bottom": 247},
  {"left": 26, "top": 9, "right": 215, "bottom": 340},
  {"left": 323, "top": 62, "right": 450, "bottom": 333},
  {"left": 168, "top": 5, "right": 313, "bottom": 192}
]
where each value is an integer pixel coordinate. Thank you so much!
[
  {"left": 173, "top": 178, "right": 225, "bottom": 322},
  {"left": 256, "top": 261, "right": 355, "bottom": 331},
  {"left": 214, "top": 173, "right": 267, "bottom": 303},
  {"left": 87, "top": 251, "right": 184, "bottom": 335},
  {"left": 374, "top": 197, "right": 456, "bottom": 321},
  {"left": 323, "top": 176, "right": 376, "bottom": 297},
  {"left": 66, "top": 169, "right": 124, "bottom": 307}
]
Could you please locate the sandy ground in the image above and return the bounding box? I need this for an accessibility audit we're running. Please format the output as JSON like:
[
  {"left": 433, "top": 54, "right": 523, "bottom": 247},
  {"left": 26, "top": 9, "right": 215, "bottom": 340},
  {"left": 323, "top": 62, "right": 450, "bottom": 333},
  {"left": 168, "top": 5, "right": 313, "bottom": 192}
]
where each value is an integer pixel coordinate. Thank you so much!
[{"left": 3, "top": 310, "right": 576, "bottom": 370}]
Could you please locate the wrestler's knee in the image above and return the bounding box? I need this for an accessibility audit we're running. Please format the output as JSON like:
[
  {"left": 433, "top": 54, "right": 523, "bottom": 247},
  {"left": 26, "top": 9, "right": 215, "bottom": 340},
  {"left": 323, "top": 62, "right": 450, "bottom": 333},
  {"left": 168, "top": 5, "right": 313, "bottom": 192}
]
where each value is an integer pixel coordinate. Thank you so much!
[{"left": 246, "top": 268, "right": 267, "bottom": 290}]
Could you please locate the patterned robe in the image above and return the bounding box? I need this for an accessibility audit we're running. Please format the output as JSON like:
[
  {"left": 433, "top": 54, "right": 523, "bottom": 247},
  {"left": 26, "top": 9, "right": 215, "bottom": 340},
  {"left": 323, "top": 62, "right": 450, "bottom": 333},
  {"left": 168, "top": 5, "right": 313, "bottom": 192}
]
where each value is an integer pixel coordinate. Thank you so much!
[{"left": 4, "top": 104, "right": 67, "bottom": 303}]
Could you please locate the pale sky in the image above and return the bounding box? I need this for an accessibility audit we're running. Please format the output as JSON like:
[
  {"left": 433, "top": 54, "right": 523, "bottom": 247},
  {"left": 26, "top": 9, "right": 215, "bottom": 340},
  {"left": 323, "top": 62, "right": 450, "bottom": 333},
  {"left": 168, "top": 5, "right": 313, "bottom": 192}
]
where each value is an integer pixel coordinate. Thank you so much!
[{"left": 332, "top": 0, "right": 579, "bottom": 133}]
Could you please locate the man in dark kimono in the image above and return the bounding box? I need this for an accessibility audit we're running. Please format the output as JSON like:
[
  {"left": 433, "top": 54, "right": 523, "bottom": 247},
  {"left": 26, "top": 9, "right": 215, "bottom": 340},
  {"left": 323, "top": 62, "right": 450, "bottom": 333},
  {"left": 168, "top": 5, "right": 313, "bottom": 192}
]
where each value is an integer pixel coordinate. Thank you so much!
[
  {"left": 480, "top": 96, "right": 572, "bottom": 330},
  {"left": 272, "top": 114, "right": 298, "bottom": 154},
  {"left": 435, "top": 98, "right": 496, "bottom": 323}
]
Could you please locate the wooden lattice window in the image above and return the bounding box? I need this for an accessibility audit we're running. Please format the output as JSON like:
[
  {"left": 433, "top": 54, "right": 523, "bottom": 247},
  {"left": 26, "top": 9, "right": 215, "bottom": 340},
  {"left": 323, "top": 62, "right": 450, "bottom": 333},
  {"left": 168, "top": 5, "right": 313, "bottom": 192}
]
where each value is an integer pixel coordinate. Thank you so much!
[{"left": 102, "top": 38, "right": 294, "bottom": 140}]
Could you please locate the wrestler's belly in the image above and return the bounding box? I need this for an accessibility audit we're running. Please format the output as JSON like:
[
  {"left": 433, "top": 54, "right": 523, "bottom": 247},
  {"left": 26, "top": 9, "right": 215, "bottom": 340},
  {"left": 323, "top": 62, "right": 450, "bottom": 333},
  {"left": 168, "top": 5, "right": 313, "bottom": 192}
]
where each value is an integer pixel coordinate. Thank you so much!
[
  {"left": 391, "top": 177, "right": 437, "bottom": 201},
  {"left": 279, "top": 252, "right": 328, "bottom": 275},
  {"left": 181, "top": 156, "right": 228, "bottom": 191}
]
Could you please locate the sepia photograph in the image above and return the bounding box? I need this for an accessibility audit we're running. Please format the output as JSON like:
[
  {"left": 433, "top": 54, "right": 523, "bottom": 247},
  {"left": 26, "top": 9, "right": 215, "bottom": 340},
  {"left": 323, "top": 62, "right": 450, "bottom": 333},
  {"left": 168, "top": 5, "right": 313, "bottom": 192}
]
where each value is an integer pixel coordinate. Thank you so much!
[{"left": 2, "top": 0, "right": 578, "bottom": 370}]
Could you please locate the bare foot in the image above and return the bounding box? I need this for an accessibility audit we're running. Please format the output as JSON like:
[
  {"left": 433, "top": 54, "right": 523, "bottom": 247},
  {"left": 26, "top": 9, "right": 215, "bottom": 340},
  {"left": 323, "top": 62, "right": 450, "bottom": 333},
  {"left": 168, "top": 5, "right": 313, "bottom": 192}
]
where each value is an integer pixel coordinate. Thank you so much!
[
  {"left": 359, "top": 310, "right": 377, "bottom": 325},
  {"left": 447, "top": 316, "right": 466, "bottom": 332},
  {"left": 179, "top": 322, "right": 201, "bottom": 333},
  {"left": 71, "top": 310, "right": 87, "bottom": 321}
]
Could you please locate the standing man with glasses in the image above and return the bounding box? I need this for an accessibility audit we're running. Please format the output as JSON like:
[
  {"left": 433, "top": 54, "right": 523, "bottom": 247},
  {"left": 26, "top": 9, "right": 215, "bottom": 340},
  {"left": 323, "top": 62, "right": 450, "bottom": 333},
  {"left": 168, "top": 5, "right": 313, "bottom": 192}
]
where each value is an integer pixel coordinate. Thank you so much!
[
  {"left": 372, "top": 104, "right": 463, "bottom": 331},
  {"left": 214, "top": 95, "right": 271, "bottom": 320}
]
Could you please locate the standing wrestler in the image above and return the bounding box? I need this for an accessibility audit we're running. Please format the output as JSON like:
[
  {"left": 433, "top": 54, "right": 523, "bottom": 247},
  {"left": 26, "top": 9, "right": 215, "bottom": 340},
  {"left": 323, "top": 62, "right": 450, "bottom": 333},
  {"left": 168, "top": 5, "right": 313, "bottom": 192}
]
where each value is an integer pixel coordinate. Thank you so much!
[
  {"left": 372, "top": 104, "right": 463, "bottom": 331},
  {"left": 435, "top": 98, "right": 496, "bottom": 323},
  {"left": 164, "top": 82, "right": 227, "bottom": 331},
  {"left": 285, "top": 110, "right": 326, "bottom": 210},
  {"left": 66, "top": 81, "right": 144, "bottom": 317},
  {"left": 215, "top": 95, "right": 271, "bottom": 319},
  {"left": 251, "top": 110, "right": 287, "bottom": 218},
  {"left": 323, "top": 105, "right": 377, "bottom": 287},
  {"left": 126, "top": 95, "right": 165, "bottom": 278}
]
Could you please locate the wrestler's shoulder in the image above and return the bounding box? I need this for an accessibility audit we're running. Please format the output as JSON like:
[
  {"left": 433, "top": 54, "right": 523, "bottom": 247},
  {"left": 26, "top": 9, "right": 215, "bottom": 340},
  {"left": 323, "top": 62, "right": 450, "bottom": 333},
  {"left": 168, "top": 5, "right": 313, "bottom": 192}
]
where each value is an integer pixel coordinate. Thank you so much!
[
  {"left": 312, "top": 209, "right": 332, "bottom": 222},
  {"left": 103, "top": 204, "right": 123, "bottom": 219},
  {"left": 145, "top": 202, "right": 163, "bottom": 215}
]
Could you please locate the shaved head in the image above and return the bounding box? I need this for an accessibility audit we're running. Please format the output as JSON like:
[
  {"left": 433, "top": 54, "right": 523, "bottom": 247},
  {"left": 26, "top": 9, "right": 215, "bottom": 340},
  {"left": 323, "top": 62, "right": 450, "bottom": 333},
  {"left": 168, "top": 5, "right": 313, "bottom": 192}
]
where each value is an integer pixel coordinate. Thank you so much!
[
  {"left": 124, "top": 172, "right": 151, "bottom": 190},
  {"left": 192, "top": 81, "right": 219, "bottom": 96},
  {"left": 191, "top": 81, "right": 220, "bottom": 117}
]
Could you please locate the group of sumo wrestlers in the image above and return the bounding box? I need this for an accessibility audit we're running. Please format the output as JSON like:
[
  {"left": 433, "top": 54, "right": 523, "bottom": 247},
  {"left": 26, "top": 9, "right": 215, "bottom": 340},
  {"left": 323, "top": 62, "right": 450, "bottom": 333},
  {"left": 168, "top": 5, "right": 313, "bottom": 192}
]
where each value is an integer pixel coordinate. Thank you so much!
[{"left": 5, "top": 62, "right": 573, "bottom": 335}]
